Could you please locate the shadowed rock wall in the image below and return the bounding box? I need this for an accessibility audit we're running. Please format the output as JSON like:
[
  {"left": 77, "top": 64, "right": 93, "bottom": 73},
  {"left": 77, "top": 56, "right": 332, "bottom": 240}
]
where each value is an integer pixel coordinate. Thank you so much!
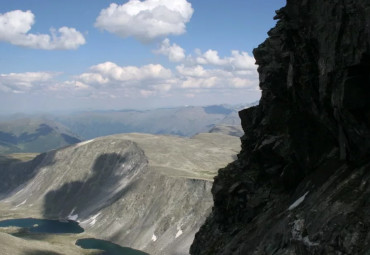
[{"left": 191, "top": 0, "right": 370, "bottom": 254}]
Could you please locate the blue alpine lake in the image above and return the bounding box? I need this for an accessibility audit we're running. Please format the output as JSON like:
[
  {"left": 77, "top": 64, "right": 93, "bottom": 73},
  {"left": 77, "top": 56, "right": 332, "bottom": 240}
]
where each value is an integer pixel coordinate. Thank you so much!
[
  {"left": 0, "top": 218, "right": 148, "bottom": 254},
  {"left": 0, "top": 218, "right": 84, "bottom": 233},
  {"left": 76, "top": 238, "right": 149, "bottom": 255}
]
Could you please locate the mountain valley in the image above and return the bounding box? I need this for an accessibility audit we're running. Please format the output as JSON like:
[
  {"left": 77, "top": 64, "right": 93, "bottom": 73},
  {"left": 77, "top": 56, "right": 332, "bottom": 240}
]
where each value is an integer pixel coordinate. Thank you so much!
[{"left": 0, "top": 132, "right": 240, "bottom": 254}]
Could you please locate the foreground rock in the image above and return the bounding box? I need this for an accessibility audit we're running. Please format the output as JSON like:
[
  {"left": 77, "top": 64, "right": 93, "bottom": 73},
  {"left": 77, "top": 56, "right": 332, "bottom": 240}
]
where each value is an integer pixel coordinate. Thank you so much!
[
  {"left": 0, "top": 133, "right": 240, "bottom": 255},
  {"left": 191, "top": 0, "right": 370, "bottom": 254}
]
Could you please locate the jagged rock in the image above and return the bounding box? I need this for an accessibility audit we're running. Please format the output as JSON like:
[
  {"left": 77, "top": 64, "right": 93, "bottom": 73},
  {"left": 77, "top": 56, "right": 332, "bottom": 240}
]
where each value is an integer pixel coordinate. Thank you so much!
[{"left": 191, "top": 0, "right": 370, "bottom": 254}]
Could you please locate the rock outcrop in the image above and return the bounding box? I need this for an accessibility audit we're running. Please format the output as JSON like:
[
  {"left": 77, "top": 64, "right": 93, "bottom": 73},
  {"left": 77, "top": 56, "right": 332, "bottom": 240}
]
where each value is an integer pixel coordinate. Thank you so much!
[{"left": 191, "top": 0, "right": 370, "bottom": 254}]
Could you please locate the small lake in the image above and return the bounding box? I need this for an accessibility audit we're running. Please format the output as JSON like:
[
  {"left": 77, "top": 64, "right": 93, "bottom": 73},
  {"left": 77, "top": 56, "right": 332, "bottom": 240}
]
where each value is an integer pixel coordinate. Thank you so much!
[
  {"left": 76, "top": 238, "right": 149, "bottom": 255},
  {"left": 0, "top": 218, "right": 84, "bottom": 234},
  {"left": 0, "top": 218, "right": 148, "bottom": 255}
]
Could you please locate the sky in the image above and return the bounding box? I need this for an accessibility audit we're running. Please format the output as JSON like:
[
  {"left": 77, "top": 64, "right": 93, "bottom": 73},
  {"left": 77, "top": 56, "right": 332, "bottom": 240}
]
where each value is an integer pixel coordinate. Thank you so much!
[{"left": 0, "top": 0, "right": 286, "bottom": 114}]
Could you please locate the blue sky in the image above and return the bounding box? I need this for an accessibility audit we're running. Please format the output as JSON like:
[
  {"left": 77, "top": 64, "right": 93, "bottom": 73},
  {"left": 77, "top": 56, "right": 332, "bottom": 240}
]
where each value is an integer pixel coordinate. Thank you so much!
[{"left": 0, "top": 0, "right": 285, "bottom": 113}]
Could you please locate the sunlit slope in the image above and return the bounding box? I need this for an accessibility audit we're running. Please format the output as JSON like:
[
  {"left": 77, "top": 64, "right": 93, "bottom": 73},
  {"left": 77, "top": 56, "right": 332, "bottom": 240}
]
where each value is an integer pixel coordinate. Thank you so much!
[
  {"left": 0, "top": 232, "right": 98, "bottom": 255},
  {"left": 0, "top": 132, "right": 240, "bottom": 255}
]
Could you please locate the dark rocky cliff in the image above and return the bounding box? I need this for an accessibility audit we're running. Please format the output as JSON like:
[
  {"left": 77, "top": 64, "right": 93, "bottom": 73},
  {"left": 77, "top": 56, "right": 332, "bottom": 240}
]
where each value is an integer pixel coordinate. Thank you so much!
[{"left": 191, "top": 0, "right": 370, "bottom": 254}]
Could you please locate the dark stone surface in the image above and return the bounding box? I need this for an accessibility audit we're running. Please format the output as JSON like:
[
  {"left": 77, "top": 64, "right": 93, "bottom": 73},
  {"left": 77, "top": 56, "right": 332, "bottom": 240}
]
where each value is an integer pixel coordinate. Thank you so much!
[{"left": 191, "top": 0, "right": 370, "bottom": 254}]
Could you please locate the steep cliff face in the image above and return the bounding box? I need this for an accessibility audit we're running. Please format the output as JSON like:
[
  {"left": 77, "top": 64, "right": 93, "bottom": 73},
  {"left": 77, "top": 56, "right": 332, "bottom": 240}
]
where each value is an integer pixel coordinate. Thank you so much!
[{"left": 191, "top": 0, "right": 370, "bottom": 254}]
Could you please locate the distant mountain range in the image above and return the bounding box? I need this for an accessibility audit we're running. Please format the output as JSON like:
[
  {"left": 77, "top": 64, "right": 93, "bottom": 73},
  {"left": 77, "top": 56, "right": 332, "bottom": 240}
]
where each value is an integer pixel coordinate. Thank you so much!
[
  {"left": 0, "top": 118, "right": 81, "bottom": 154},
  {"left": 0, "top": 103, "right": 256, "bottom": 154},
  {"left": 52, "top": 104, "right": 253, "bottom": 139}
]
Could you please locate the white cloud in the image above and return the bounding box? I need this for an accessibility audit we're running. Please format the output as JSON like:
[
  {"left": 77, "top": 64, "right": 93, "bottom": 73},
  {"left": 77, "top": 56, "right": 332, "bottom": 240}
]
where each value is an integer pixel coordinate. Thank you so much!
[
  {"left": 66, "top": 61, "right": 257, "bottom": 99},
  {"left": 194, "top": 49, "right": 256, "bottom": 71},
  {"left": 0, "top": 72, "right": 56, "bottom": 92},
  {"left": 176, "top": 65, "right": 257, "bottom": 89},
  {"left": 196, "top": 49, "right": 228, "bottom": 66},
  {"left": 78, "top": 73, "right": 110, "bottom": 85},
  {"left": 0, "top": 10, "right": 85, "bottom": 50},
  {"left": 229, "top": 50, "right": 256, "bottom": 70},
  {"left": 181, "top": 76, "right": 219, "bottom": 89},
  {"left": 62, "top": 80, "right": 90, "bottom": 90},
  {"left": 80, "top": 62, "right": 173, "bottom": 86},
  {"left": 62, "top": 62, "right": 175, "bottom": 98},
  {"left": 155, "top": 39, "right": 257, "bottom": 73},
  {"left": 154, "top": 38, "right": 185, "bottom": 62},
  {"left": 0, "top": 57, "right": 258, "bottom": 103},
  {"left": 176, "top": 65, "right": 207, "bottom": 77},
  {"left": 140, "top": 89, "right": 156, "bottom": 97},
  {"left": 231, "top": 77, "right": 255, "bottom": 88},
  {"left": 95, "top": 0, "right": 193, "bottom": 42}
]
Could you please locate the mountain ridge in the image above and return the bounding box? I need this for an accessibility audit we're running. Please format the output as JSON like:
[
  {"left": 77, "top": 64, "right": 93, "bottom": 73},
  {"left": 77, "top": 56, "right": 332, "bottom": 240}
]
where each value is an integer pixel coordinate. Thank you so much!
[{"left": 0, "top": 118, "right": 81, "bottom": 154}]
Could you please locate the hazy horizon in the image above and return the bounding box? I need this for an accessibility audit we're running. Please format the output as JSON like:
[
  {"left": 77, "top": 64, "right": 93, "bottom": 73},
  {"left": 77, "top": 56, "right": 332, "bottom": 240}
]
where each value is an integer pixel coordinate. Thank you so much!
[{"left": 0, "top": 101, "right": 257, "bottom": 117}]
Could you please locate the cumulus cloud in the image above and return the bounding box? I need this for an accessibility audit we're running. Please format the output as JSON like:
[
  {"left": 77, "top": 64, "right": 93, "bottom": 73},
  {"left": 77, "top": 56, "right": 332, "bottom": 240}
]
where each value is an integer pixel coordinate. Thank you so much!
[
  {"left": 72, "top": 61, "right": 256, "bottom": 95},
  {"left": 95, "top": 0, "right": 193, "bottom": 42},
  {"left": 78, "top": 62, "right": 173, "bottom": 87},
  {"left": 176, "top": 65, "right": 256, "bottom": 89},
  {"left": 154, "top": 38, "right": 185, "bottom": 62},
  {"left": 176, "top": 65, "right": 208, "bottom": 77},
  {"left": 154, "top": 39, "right": 257, "bottom": 74},
  {"left": 195, "top": 49, "right": 228, "bottom": 66},
  {"left": 153, "top": 40, "right": 259, "bottom": 91},
  {"left": 193, "top": 49, "right": 256, "bottom": 71},
  {"left": 0, "top": 72, "right": 56, "bottom": 92},
  {"left": 64, "top": 61, "right": 257, "bottom": 99},
  {"left": 61, "top": 62, "right": 175, "bottom": 98},
  {"left": 0, "top": 58, "right": 258, "bottom": 103},
  {"left": 0, "top": 10, "right": 85, "bottom": 50}
]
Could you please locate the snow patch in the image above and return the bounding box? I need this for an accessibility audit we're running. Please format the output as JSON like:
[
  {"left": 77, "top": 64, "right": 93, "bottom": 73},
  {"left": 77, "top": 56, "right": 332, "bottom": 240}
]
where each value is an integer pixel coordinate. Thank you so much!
[
  {"left": 68, "top": 214, "right": 78, "bottom": 221},
  {"left": 152, "top": 234, "right": 157, "bottom": 242},
  {"left": 288, "top": 191, "right": 309, "bottom": 210},
  {"left": 175, "top": 229, "right": 183, "bottom": 238},
  {"left": 15, "top": 199, "right": 27, "bottom": 208},
  {"left": 89, "top": 213, "right": 101, "bottom": 226},
  {"left": 175, "top": 225, "right": 183, "bottom": 238},
  {"left": 76, "top": 139, "right": 95, "bottom": 147},
  {"left": 80, "top": 212, "right": 101, "bottom": 226}
]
